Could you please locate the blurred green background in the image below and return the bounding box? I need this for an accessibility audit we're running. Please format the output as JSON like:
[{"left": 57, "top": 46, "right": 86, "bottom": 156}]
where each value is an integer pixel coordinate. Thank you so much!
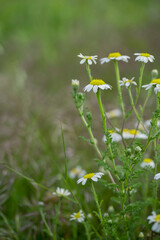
[{"left": 0, "top": 0, "right": 160, "bottom": 238}]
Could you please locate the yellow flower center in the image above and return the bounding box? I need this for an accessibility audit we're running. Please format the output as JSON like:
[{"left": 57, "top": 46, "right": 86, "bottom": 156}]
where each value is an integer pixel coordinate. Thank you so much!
[
  {"left": 140, "top": 53, "right": 150, "bottom": 57},
  {"left": 84, "top": 173, "right": 95, "bottom": 179},
  {"left": 151, "top": 79, "right": 160, "bottom": 85},
  {"left": 155, "top": 214, "right": 160, "bottom": 222},
  {"left": 143, "top": 158, "right": 152, "bottom": 163},
  {"left": 109, "top": 130, "right": 115, "bottom": 133},
  {"left": 71, "top": 168, "right": 80, "bottom": 174},
  {"left": 90, "top": 79, "right": 105, "bottom": 85},
  {"left": 85, "top": 56, "right": 92, "bottom": 60},
  {"left": 108, "top": 52, "right": 121, "bottom": 58},
  {"left": 124, "top": 80, "right": 132, "bottom": 83},
  {"left": 74, "top": 212, "right": 81, "bottom": 219},
  {"left": 123, "top": 129, "right": 139, "bottom": 135}
]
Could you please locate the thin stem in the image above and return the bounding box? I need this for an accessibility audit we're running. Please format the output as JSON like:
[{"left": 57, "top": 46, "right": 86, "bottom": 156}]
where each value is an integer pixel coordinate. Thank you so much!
[
  {"left": 39, "top": 206, "right": 53, "bottom": 237},
  {"left": 53, "top": 199, "right": 62, "bottom": 240},
  {"left": 128, "top": 87, "right": 140, "bottom": 122},
  {"left": 113, "top": 60, "right": 125, "bottom": 117},
  {"left": 86, "top": 62, "right": 92, "bottom": 82},
  {"left": 135, "top": 62, "right": 145, "bottom": 105},
  {"left": 96, "top": 89, "right": 107, "bottom": 133}
]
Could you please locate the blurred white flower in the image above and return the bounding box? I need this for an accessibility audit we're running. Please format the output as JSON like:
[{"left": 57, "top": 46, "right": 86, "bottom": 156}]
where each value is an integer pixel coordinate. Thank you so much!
[
  {"left": 52, "top": 187, "right": 71, "bottom": 197},
  {"left": 122, "top": 129, "right": 147, "bottom": 139},
  {"left": 141, "top": 158, "right": 155, "bottom": 169},
  {"left": 142, "top": 79, "right": 160, "bottom": 93},
  {"left": 100, "top": 52, "right": 130, "bottom": 64},
  {"left": 69, "top": 166, "right": 86, "bottom": 179},
  {"left": 103, "top": 129, "right": 122, "bottom": 142},
  {"left": 144, "top": 119, "right": 160, "bottom": 129},
  {"left": 147, "top": 211, "right": 160, "bottom": 233},
  {"left": 154, "top": 84, "right": 160, "bottom": 94},
  {"left": 70, "top": 210, "right": 85, "bottom": 222},
  {"left": 77, "top": 172, "right": 104, "bottom": 185},
  {"left": 106, "top": 109, "right": 122, "bottom": 119},
  {"left": 77, "top": 53, "right": 97, "bottom": 65},
  {"left": 84, "top": 79, "right": 112, "bottom": 93},
  {"left": 134, "top": 53, "right": 155, "bottom": 63},
  {"left": 154, "top": 173, "right": 160, "bottom": 180},
  {"left": 119, "top": 77, "right": 137, "bottom": 88}
]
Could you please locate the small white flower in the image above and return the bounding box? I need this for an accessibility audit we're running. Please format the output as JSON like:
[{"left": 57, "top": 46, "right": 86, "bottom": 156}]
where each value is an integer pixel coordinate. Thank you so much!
[
  {"left": 147, "top": 211, "right": 160, "bottom": 233},
  {"left": 142, "top": 79, "right": 160, "bottom": 91},
  {"left": 52, "top": 187, "right": 71, "bottom": 197},
  {"left": 69, "top": 166, "right": 86, "bottom": 179},
  {"left": 70, "top": 210, "right": 85, "bottom": 223},
  {"left": 84, "top": 79, "right": 112, "bottom": 93},
  {"left": 77, "top": 172, "right": 104, "bottom": 185},
  {"left": 103, "top": 129, "right": 122, "bottom": 142},
  {"left": 141, "top": 158, "right": 155, "bottom": 169},
  {"left": 154, "top": 173, "right": 160, "bottom": 180},
  {"left": 134, "top": 53, "right": 155, "bottom": 63},
  {"left": 100, "top": 52, "right": 130, "bottom": 64},
  {"left": 106, "top": 109, "right": 122, "bottom": 119},
  {"left": 122, "top": 129, "right": 147, "bottom": 139},
  {"left": 77, "top": 53, "right": 97, "bottom": 65},
  {"left": 119, "top": 77, "right": 137, "bottom": 88},
  {"left": 72, "top": 79, "right": 79, "bottom": 87}
]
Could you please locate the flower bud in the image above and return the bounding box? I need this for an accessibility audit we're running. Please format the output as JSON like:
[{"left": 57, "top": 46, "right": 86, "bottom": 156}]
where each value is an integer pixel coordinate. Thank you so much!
[
  {"left": 152, "top": 69, "right": 158, "bottom": 79},
  {"left": 72, "top": 79, "right": 79, "bottom": 92},
  {"left": 138, "top": 232, "right": 144, "bottom": 238},
  {"left": 135, "top": 146, "right": 142, "bottom": 152},
  {"left": 108, "top": 206, "right": 114, "bottom": 213}
]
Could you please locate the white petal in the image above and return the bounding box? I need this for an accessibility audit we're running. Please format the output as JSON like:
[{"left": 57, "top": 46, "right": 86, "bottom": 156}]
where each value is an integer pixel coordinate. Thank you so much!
[
  {"left": 88, "top": 59, "right": 92, "bottom": 65},
  {"left": 80, "top": 59, "right": 86, "bottom": 64},
  {"left": 93, "top": 85, "right": 98, "bottom": 93}
]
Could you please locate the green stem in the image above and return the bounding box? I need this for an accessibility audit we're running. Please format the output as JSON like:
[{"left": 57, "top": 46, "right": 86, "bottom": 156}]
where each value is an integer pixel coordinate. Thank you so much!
[
  {"left": 128, "top": 87, "right": 140, "bottom": 122},
  {"left": 39, "top": 206, "right": 53, "bottom": 237},
  {"left": 91, "top": 182, "right": 106, "bottom": 237},
  {"left": 53, "top": 199, "right": 62, "bottom": 240},
  {"left": 96, "top": 89, "right": 107, "bottom": 133},
  {"left": 86, "top": 62, "right": 92, "bottom": 82},
  {"left": 135, "top": 62, "right": 145, "bottom": 105},
  {"left": 113, "top": 60, "right": 125, "bottom": 117}
]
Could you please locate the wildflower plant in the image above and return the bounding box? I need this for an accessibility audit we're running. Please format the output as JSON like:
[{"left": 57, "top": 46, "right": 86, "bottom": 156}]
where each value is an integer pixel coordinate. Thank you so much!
[{"left": 70, "top": 50, "right": 160, "bottom": 239}]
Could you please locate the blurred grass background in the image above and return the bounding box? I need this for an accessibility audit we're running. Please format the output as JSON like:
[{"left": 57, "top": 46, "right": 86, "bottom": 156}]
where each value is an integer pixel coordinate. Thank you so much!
[{"left": 0, "top": 0, "right": 160, "bottom": 238}]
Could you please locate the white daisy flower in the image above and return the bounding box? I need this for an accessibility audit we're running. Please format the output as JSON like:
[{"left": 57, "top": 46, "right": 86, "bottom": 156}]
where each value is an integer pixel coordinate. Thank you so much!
[
  {"left": 103, "top": 129, "right": 122, "bottom": 142},
  {"left": 77, "top": 172, "right": 104, "bottom": 185},
  {"left": 134, "top": 53, "right": 155, "bottom": 63},
  {"left": 147, "top": 211, "right": 160, "bottom": 233},
  {"left": 141, "top": 158, "right": 155, "bottom": 169},
  {"left": 52, "top": 187, "right": 71, "bottom": 197},
  {"left": 106, "top": 109, "right": 122, "bottom": 119},
  {"left": 77, "top": 53, "right": 97, "bottom": 65},
  {"left": 119, "top": 77, "right": 137, "bottom": 88},
  {"left": 122, "top": 129, "right": 147, "bottom": 139},
  {"left": 100, "top": 52, "right": 130, "bottom": 64},
  {"left": 154, "top": 173, "right": 160, "bottom": 180},
  {"left": 69, "top": 166, "right": 86, "bottom": 179},
  {"left": 70, "top": 210, "right": 85, "bottom": 223},
  {"left": 84, "top": 79, "right": 112, "bottom": 93},
  {"left": 142, "top": 79, "right": 160, "bottom": 91}
]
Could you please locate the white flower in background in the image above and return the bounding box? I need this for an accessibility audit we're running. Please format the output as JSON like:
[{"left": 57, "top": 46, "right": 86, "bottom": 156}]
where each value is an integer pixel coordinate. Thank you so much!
[
  {"left": 103, "top": 129, "right": 122, "bottom": 142},
  {"left": 77, "top": 172, "right": 104, "bottom": 185},
  {"left": 122, "top": 129, "right": 147, "bottom": 139},
  {"left": 142, "top": 79, "right": 160, "bottom": 91},
  {"left": 147, "top": 211, "right": 160, "bottom": 233},
  {"left": 69, "top": 166, "right": 86, "bottom": 179},
  {"left": 141, "top": 158, "right": 155, "bottom": 169},
  {"left": 154, "top": 84, "right": 160, "bottom": 94},
  {"left": 139, "top": 232, "right": 144, "bottom": 238},
  {"left": 100, "top": 52, "right": 130, "bottom": 64},
  {"left": 123, "top": 187, "right": 137, "bottom": 195},
  {"left": 106, "top": 109, "right": 122, "bottom": 119},
  {"left": 134, "top": 53, "right": 155, "bottom": 63},
  {"left": 72, "top": 79, "right": 79, "bottom": 87},
  {"left": 144, "top": 119, "right": 160, "bottom": 129},
  {"left": 119, "top": 77, "right": 137, "bottom": 88},
  {"left": 52, "top": 187, "right": 71, "bottom": 197},
  {"left": 84, "top": 79, "right": 112, "bottom": 93},
  {"left": 77, "top": 53, "right": 97, "bottom": 65},
  {"left": 154, "top": 173, "right": 160, "bottom": 180},
  {"left": 70, "top": 210, "right": 85, "bottom": 223}
]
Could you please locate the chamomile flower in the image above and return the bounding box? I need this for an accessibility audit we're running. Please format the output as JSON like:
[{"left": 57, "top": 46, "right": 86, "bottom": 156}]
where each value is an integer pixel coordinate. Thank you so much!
[
  {"left": 84, "top": 79, "right": 112, "bottom": 93},
  {"left": 141, "top": 158, "right": 155, "bottom": 169},
  {"left": 122, "top": 129, "right": 147, "bottom": 139},
  {"left": 154, "top": 173, "right": 160, "bottom": 180},
  {"left": 77, "top": 53, "right": 97, "bottom": 65},
  {"left": 103, "top": 129, "right": 122, "bottom": 142},
  {"left": 154, "top": 84, "right": 160, "bottom": 94},
  {"left": 70, "top": 210, "right": 85, "bottom": 223},
  {"left": 142, "top": 79, "right": 160, "bottom": 91},
  {"left": 119, "top": 77, "right": 137, "bottom": 88},
  {"left": 106, "top": 109, "right": 122, "bottom": 119},
  {"left": 147, "top": 211, "right": 160, "bottom": 233},
  {"left": 69, "top": 166, "right": 86, "bottom": 179},
  {"left": 144, "top": 119, "right": 160, "bottom": 129},
  {"left": 100, "top": 52, "right": 130, "bottom": 64},
  {"left": 77, "top": 172, "right": 104, "bottom": 185},
  {"left": 134, "top": 53, "right": 155, "bottom": 63},
  {"left": 52, "top": 187, "right": 71, "bottom": 197}
]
